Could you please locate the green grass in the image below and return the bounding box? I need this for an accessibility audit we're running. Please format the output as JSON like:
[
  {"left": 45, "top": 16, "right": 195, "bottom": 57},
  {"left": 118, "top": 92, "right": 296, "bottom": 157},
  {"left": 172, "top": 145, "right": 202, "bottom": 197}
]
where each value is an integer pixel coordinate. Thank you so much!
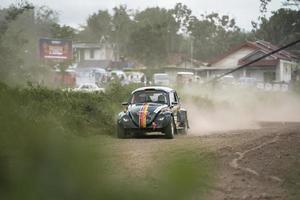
[{"left": 0, "top": 82, "right": 216, "bottom": 200}]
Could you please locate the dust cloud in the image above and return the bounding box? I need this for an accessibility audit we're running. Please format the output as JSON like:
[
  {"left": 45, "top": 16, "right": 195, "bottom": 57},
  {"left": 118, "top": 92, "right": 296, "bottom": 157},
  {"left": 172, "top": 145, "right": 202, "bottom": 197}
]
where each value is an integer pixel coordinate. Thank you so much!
[{"left": 180, "top": 84, "right": 300, "bottom": 135}]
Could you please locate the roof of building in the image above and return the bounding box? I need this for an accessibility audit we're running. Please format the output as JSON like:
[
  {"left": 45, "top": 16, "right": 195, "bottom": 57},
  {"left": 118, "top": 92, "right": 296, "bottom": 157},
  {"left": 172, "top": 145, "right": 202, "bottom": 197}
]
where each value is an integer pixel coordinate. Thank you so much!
[
  {"left": 167, "top": 53, "right": 206, "bottom": 67},
  {"left": 73, "top": 43, "right": 102, "bottom": 49},
  {"left": 209, "top": 40, "right": 298, "bottom": 66},
  {"left": 73, "top": 42, "right": 113, "bottom": 49},
  {"left": 77, "top": 60, "right": 111, "bottom": 69}
]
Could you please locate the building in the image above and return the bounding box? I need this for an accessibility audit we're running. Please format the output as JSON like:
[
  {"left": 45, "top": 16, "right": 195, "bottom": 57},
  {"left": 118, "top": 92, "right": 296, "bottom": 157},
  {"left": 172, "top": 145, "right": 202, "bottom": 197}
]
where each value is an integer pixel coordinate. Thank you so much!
[
  {"left": 73, "top": 41, "right": 116, "bottom": 69},
  {"left": 198, "top": 40, "right": 299, "bottom": 83},
  {"left": 164, "top": 53, "right": 207, "bottom": 83}
]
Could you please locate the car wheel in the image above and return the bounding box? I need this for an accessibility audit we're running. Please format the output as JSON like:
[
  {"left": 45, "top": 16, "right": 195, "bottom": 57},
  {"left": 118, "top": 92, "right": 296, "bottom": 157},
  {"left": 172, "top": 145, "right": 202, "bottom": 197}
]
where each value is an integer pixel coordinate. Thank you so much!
[
  {"left": 183, "top": 123, "right": 188, "bottom": 135},
  {"left": 179, "top": 114, "right": 189, "bottom": 135},
  {"left": 181, "top": 122, "right": 188, "bottom": 135},
  {"left": 117, "top": 125, "right": 126, "bottom": 139},
  {"left": 165, "top": 117, "right": 175, "bottom": 139}
]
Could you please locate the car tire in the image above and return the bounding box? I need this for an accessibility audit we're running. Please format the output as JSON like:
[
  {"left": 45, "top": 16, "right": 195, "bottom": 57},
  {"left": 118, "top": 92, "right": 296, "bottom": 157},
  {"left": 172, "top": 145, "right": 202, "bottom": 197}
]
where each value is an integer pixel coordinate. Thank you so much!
[
  {"left": 165, "top": 117, "right": 175, "bottom": 139},
  {"left": 179, "top": 122, "right": 188, "bottom": 135},
  {"left": 117, "top": 125, "right": 126, "bottom": 139},
  {"left": 180, "top": 113, "right": 189, "bottom": 135}
]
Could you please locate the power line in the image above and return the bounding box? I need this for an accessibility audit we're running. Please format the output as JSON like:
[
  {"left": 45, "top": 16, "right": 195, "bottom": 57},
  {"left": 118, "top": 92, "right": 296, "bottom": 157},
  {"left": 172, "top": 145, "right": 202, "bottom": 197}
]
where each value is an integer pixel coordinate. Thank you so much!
[{"left": 205, "top": 39, "right": 300, "bottom": 84}]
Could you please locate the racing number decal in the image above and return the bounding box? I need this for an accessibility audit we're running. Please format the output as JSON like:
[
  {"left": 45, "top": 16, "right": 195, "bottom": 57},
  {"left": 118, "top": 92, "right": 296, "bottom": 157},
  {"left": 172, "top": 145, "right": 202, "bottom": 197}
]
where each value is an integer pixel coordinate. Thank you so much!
[{"left": 139, "top": 103, "right": 149, "bottom": 128}]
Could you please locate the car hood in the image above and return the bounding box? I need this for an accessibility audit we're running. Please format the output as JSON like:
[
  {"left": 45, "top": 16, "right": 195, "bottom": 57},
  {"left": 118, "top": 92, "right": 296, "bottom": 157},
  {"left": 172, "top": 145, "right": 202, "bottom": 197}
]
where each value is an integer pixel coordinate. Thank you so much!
[{"left": 128, "top": 103, "right": 168, "bottom": 128}]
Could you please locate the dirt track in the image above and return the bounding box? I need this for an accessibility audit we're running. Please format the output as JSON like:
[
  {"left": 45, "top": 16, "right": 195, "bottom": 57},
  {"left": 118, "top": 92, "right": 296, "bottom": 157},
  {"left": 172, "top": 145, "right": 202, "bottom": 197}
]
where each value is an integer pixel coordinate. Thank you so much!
[
  {"left": 107, "top": 122, "right": 300, "bottom": 200},
  {"left": 206, "top": 123, "right": 300, "bottom": 200}
]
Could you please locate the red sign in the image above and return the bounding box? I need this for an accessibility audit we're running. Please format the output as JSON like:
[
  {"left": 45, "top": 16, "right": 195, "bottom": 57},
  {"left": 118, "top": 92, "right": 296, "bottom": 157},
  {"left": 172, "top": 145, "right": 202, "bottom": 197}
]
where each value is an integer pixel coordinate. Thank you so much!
[{"left": 39, "top": 38, "right": 72, "bottom": 59}]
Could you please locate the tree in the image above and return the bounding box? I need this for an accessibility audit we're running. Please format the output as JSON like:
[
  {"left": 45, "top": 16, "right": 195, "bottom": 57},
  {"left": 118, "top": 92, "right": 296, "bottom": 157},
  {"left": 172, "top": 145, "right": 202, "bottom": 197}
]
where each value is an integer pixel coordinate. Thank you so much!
[
  {"left": 111, "top": 5, "right": 133, "bottom": 58},
  {"left": 79, "top": 10, "right": 112, "bottom": 42},
  {"left": 254, "top": 8, "right": 300, "bottom": 51},
  {"left": 188, "top": 13, "right": 250, "bottom": 61},
  {"left": 260, "top": 0, "right": 300, "bottom": 12},
  {"left": 128, "top": 7, "right": 180, "bottom": 66},
  {"left": 0, "top": 2, "right": 36, "bottom": 84},
  {"left": 171, "top": 3, "right": 192, "bottom": 34},
  {"left": 0, "top": 2, "right": 70, "bottom": 85},
  {"left": 50, "top": 24, "right": 76, "bottom": 39}
]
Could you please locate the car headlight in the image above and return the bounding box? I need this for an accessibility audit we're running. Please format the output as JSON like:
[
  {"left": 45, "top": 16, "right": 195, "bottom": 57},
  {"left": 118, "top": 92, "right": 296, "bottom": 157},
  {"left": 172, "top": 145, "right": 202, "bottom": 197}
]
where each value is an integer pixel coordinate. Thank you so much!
[
  {"left": 122, "top": 116, "right": 130, "bottom": 122},
  {"left": 158, "top": 115, "right": 165, "bottom": 121}
]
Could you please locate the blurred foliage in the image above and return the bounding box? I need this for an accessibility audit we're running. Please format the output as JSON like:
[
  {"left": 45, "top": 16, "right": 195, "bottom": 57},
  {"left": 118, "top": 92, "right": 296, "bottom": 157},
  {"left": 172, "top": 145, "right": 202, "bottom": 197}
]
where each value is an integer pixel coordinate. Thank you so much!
[
  {"left": 0, "top": 2, "right": 76, "bottom": 86},
  {"left": 259, "top": 0, "right": 300, "bottom": 13},
  {"left": 188, "top": 13, "right": 252, "bottom": 61},
  {"left": 128, "top": 7, "right": 179, "bottom": 66},
  {"left": 0, "top": 81, "right": 135, "bottom": 136},
  {"left": 253, "top": 8, "right": 300, "bottom": 50},
  {"left": 1, "top": 2, "right": 297, "bottom": 85},
  {"left": 0, "top": 82, "right": 216, "bottom": 200},
  {"left": 77, "top": 3, "right": 252, "bottom": 65}
]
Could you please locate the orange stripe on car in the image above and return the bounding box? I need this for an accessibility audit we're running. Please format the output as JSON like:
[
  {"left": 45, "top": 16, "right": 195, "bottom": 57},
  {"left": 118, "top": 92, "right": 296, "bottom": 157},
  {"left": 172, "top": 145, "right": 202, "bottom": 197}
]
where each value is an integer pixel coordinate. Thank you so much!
[{"left": 139, "top": 103, "right": 148, "bottom": 128}]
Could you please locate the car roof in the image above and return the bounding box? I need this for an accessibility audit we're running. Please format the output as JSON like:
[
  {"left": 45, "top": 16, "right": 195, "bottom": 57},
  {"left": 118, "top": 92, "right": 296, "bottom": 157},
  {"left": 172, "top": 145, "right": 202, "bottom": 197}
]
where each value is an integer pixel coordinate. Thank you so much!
[
  {"left": 111, "top": 70, "right": 125, "bottom": 74},
  {"left": 153, "top": 73, "right": 168, "bottom": 76},
  {"left": 132, "top": 86, "right": 174, "bottom": 94},
  {"left": 176, "top": 72, "right": 194, "bottom": 75},
  {"left": 80, "top": 83, "right": 97, "bottom": 86}
]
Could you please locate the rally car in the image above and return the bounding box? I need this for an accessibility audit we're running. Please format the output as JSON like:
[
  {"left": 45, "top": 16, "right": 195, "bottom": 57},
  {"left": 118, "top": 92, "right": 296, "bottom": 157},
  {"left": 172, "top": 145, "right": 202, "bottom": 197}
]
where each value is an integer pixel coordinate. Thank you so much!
[{"left": 117, "top": 86, "right": 189, "bottom": 139}]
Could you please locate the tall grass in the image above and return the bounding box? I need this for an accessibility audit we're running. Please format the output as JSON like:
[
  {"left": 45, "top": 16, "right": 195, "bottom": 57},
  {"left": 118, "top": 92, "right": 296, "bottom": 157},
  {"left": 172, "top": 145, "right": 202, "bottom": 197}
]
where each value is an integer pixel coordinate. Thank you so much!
[{"left": 0, "top": 82, "right": 216, "bottom": 199}]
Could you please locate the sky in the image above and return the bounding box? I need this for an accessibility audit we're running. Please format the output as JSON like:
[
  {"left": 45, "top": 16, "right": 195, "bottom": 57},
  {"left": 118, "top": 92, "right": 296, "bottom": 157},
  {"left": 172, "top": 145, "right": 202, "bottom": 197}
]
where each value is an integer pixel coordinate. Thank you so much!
[{"left": 1, "top": 0, "right": 283, "bottom": 30}]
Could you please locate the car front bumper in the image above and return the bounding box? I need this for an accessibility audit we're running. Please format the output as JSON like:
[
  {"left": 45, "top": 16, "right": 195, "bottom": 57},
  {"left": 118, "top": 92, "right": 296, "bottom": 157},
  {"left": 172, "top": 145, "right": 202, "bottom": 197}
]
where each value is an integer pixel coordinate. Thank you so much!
[{"left": 117, "top": 114, "right": 171, "bottom": 132}]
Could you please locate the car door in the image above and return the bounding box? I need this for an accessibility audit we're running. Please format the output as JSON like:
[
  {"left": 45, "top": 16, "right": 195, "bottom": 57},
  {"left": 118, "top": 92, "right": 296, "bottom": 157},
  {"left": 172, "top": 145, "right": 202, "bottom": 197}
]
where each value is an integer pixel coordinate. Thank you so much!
[{"left": 169, "top": 91, "right": 180, "bottom": 128}]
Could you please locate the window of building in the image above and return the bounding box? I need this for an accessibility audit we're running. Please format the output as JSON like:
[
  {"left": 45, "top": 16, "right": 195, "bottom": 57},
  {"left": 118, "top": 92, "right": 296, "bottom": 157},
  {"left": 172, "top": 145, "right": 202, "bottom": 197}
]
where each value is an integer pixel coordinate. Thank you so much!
[{"left": 263, "top": 72, "right": 276, "bottom": 83}]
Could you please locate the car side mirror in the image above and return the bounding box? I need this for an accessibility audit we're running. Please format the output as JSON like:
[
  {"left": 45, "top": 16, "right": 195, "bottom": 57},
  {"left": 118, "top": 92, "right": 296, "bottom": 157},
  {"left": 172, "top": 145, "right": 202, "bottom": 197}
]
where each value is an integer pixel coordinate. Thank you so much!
[
  {"left": 122, "top": 102, "right": 129, "bottom": 106},
  {"left": 172, "top": 102, "right": 178, "bottom": 106}
]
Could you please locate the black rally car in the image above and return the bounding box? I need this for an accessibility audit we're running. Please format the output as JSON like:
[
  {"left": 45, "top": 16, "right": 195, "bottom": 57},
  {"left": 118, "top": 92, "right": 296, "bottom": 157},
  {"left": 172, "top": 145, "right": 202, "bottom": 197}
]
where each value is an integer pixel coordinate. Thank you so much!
[{"left": 117, "top": 86, "right": 189, "bottom": 139}]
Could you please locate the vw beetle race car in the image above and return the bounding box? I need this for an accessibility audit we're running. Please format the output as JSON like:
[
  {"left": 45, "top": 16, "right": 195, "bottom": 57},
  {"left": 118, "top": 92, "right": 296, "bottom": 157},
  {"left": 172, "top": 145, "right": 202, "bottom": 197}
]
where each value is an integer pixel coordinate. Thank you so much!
[{"left": 117, "top": 86, "right": 189, "bottom": 139}]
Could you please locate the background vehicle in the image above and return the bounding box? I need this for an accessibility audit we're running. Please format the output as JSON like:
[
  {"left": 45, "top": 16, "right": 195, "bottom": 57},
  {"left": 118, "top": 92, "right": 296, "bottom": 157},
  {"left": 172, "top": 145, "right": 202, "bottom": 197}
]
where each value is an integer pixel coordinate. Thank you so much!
[
  {"left": 109, "top": 70, "right": 129, "bottom": 85},
  {"left": 73, "top": 83, "right": 105, "bottom": 92},
  {"left": 238, "top": 77, "right": 257, "bottom": 86},
  {"left": 153, "top": 73, "right": 170, "bottom": 86},
  {"left": 126, "top": 71, "right": 146, "bottom": 84},
  {"left": 75, "top": 68, "right": 107, "bottom": 87},
  {"left": 176, "top": 72, "right": 194, "bottom": 85},
  {"left": 117, "top": 86, "right": 189, "bottom": 139},
  {"left": 220, "top": 75, "right": 235, "bottom": 84}
]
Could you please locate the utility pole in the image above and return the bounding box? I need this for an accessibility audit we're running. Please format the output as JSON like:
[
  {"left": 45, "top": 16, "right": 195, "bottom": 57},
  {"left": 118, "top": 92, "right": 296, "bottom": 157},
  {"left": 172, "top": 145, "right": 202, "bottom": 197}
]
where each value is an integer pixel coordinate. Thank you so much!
[{"left": 190, "top": 36, "right": 193, "bottom": 70}]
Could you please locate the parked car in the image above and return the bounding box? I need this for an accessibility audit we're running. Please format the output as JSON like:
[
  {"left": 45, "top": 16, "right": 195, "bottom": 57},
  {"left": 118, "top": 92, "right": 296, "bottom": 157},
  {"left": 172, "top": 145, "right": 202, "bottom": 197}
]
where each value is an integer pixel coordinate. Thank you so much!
[
  {"left": 117, "top": 86, "right": 189, "bottom": 139},
  {"left": 75, "top": 68, "right": 108, "bottom": 87},
  {"left": 238, "top": 77, "right": 257, "bottom": 86},
  {"left": 109, "top": 70, "right": 129, "bottom": 85},
  {"left": 153, "top": 73, "right": 170, "bottom": 86},
  {"left": 176, "top": 72, "right": 194, "bottom": 85},
  {"left": 73, "top": 83, "right": 105, "bottom": 93},
  {"left": 219, "top": 75, "right": 236, "bottom": 84},
  {"left": 126, "top": 71, "right": 146, "bottom": 84}
]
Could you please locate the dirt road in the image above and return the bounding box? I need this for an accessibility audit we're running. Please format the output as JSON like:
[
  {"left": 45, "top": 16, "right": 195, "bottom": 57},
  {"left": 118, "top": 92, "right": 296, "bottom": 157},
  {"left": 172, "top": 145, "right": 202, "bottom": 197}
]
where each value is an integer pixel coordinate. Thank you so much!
[
  {"left": 104, "top": 122, "right": 300, "bottom": 200},
  {"left": 205, "top": 123, "right": 300, "bottom": 200}
]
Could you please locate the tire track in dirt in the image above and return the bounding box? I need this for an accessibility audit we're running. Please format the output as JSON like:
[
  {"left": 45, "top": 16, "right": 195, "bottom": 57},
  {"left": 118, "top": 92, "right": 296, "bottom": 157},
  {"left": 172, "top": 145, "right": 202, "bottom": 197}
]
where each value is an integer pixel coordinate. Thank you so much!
[
  {"left": 207, "top": 124, "right": 300, "bottom": 200},
  {"left": 229, "top": 134, "right": 283, "bottom": 182}
]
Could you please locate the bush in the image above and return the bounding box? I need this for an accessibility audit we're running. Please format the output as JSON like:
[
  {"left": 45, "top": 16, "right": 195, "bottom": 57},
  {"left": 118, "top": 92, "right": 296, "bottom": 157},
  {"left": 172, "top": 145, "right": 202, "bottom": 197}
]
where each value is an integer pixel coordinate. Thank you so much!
[
  {"left": 0, "top": 81, "right": 138, "bottom": 199},
  {"left": 0, "top": 82, "right": 216, "bottom": 200},
  {"left": 0, "top": 82, "right": 139, "bottom": 136}
]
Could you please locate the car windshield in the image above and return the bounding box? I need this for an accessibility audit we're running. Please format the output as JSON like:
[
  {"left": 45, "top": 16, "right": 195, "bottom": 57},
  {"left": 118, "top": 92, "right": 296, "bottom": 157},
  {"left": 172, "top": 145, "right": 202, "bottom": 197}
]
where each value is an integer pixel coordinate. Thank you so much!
[{"left": 131, "top": 90, "right": 168, "bottom": 104}]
